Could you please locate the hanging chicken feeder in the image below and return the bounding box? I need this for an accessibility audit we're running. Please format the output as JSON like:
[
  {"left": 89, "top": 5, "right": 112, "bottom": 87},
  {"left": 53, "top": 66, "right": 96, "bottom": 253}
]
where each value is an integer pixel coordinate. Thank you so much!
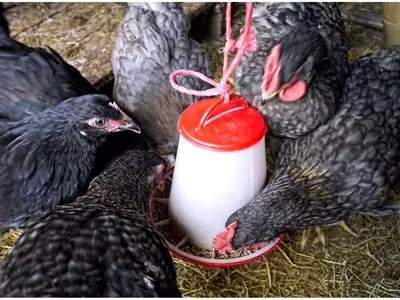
[
  {"left": 149, "top": 2, "right": 285, "bottom": 267},
  {"left": 150, "top": 94, "right": 285, "bottom": 268},
  {"left": 170, "top": 94, "right": 267, "bottom": 247}
]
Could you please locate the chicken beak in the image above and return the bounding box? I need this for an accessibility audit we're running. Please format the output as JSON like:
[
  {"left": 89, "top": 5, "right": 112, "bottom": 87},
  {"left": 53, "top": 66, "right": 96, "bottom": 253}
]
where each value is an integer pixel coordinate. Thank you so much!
[
  {"left": 261, "top": 90, "right": 279, "bottom": 101},
  {"left": 117, "top": 119, "right": 142, "bottom": 134}
]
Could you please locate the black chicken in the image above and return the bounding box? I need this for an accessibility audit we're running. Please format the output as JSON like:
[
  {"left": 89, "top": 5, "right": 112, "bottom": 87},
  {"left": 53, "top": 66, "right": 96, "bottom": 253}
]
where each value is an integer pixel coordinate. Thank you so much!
[
  {"left": 233, "top": 2, "right": 349, "bottom": 138},
  {"left": 0, "top": 6, "right": 146, "bottom": 149},
  {"left": 0, "top": 8, "right": 143, "bottom": 231},
  {"left": 0, "top": 150, "right": 181, "bottom": 297},
  {"left": 112, "top": 2, "right": 213, "bottom": 159},
  {"left": 0, "top": 6, "right": 96, "bottom": 121},
  {"left": 225, "top": 46, "right": 400, "bottom": 249},
  {"left": 0, "top": 95, "right": 141, "bottom": 231}
]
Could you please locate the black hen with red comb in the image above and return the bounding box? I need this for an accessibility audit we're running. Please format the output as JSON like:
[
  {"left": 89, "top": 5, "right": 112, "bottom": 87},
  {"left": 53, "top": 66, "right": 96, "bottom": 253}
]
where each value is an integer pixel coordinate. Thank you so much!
[
  {"left": 0, "top": 8, "right": 142, "bottom": 231},
  {"left": 0, "top": 95, "right": 141, "bottom": 231}
]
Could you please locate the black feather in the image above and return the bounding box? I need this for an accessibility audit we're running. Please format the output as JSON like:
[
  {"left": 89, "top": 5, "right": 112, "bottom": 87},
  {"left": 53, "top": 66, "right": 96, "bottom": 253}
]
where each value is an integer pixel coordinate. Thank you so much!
[
  {"left": 234, "top": 2, "right": 349, "bottom": 138},
  {"left": 0, "top": 150, "right": 180, "bottom": 297},
  {"left": 0, "top": 10, "right": 144, "bottom": 230},
  {"left": 0, "top": 3, "right": 9, "bottom": 37},
  {"left": 227, "top": 46, "right": 400, "bottom": 248},
  {"left": 0, "top": 95, "right": 140, "bottom": 231}
]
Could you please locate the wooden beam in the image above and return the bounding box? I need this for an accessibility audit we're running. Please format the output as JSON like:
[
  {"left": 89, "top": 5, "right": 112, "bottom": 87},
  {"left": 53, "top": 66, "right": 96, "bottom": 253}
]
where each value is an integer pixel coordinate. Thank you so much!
[
  {"left": 341, "top": 10, "right": 383, "bottom": 31},
  {"left": 383, "top": 3, "right": 400, "bottom": 46}
]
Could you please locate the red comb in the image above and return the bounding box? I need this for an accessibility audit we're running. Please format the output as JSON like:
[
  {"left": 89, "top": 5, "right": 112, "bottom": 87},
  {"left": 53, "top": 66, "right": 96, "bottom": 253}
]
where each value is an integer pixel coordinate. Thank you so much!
[
  {"left": 109, "top": 102, "right": 130, "bottom": 119},
  {"left": 212, "top": 221, "right": 268, "bottom": 253},
  {"left": 212, "top": 221, "right": 238, "bottom": 253},
  {"left": 263, "top": 44, "right": 282, "bottom": 80}
]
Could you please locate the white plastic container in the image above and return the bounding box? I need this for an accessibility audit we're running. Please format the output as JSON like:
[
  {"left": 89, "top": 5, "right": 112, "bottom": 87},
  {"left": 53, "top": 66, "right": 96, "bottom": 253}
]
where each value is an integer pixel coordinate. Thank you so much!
[{"left": 168, "top": 94, "right": 267, "bottom": 249}]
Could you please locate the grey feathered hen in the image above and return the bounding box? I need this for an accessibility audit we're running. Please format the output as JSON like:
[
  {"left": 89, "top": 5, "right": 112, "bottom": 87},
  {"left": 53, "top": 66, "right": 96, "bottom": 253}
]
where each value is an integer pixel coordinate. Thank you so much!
[
  {"left": 233, "top": 2, "right": 349, "bottom": 138},
  {"left": 226, "top": 46, "right": 400, "bottom": 249},
  {"left": 0, "top": 150, "right": 181, "bottom": 297},
  {"left": 112, "top": 2, "right": 213, "bottom": 157}
]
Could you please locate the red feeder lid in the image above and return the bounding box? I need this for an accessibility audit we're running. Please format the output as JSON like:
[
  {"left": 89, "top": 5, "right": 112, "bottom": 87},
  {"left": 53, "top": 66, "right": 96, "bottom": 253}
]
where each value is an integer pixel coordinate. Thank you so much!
[{"left": 178, "top": 94, "right": 267, "bottom": 151}]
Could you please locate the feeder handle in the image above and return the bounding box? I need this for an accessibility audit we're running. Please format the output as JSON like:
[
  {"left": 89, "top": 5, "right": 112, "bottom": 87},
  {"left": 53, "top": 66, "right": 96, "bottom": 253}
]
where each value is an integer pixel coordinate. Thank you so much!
[
  {"left": 169, "top": 3, "right": 257, "bottom": 103},
  {"left": 196, "top": 97, "right": 249, "bottom": 130}
]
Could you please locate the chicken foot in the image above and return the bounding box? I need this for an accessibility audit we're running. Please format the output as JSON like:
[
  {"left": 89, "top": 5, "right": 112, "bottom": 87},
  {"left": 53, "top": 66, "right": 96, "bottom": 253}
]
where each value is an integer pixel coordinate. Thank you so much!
[
  {"left": 300, "top": 220, "right": 358, "bottom": 250},
  {"left": 338, "top": 220, "right": 359, "bottom": 237},
  {"left": 300, "top": 228, "right": 325, "bottom": 251}
]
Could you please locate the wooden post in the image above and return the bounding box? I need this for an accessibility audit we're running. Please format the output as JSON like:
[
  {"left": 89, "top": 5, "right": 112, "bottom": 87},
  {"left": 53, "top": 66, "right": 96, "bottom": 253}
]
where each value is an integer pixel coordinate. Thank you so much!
[{"left": 383, "top": 3, "right": 400, "bottom": 46}]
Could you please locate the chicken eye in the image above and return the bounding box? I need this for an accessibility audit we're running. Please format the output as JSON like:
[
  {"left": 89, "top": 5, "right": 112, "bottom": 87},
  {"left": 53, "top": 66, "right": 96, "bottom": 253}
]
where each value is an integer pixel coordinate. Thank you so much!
[{"left": 94, "top": 118, "right": 108, "bottom": 127}]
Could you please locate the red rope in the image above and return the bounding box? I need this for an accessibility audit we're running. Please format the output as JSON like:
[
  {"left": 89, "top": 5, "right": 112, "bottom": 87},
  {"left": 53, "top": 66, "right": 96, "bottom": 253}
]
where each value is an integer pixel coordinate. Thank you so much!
[{"left": 169, "top": 2, "right": 257, "bottom": 103}]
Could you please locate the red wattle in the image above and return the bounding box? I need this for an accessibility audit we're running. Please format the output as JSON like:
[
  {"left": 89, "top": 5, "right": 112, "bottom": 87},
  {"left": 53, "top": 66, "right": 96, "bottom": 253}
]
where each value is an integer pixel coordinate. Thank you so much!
[{"left": 279, "top": 80, "right": 307, "bottom": 102}]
